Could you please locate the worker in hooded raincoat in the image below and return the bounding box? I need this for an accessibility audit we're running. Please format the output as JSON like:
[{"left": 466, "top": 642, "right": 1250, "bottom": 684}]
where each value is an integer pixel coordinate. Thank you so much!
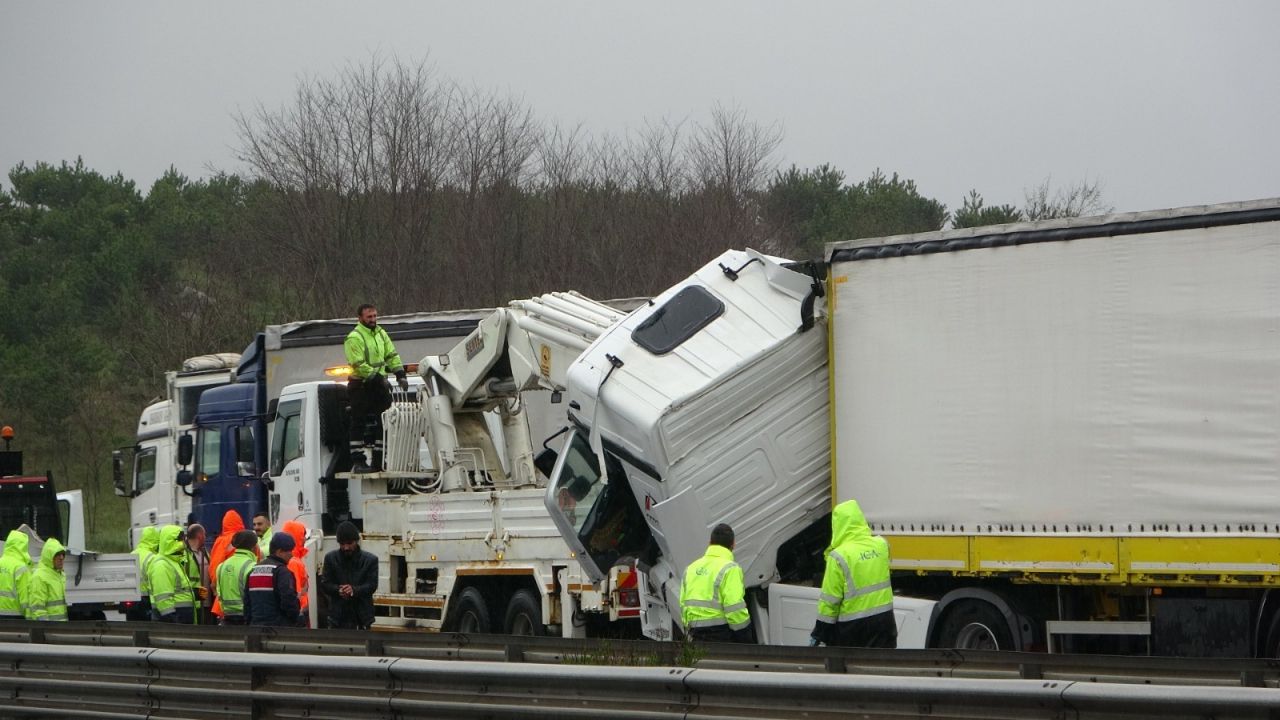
[
  {"left": 0, "top": 530, "right": 34, "bottom": 620},
  {"left": 130, "top": 526, "right": 161, "bottom": 621},
  {"left": 148, "top": 525, "right": 196, "bottom": 624},
  {"left": 25, "top": 538, "right": 68, "bottom": 622},
  {"left": 209, "top": 510, "right": 252, "bottom": 620},
  {"left": 809, "top": 499, "right": 896, "bottom": 648},
  {"left": 281, "top": 520, "right": 312, "bottom": 626}
]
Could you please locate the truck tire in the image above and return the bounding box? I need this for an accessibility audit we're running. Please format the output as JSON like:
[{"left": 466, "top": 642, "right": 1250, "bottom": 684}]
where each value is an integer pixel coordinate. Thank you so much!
[
  {"left": 448, "top": 587, "right": 491, "bottom": 634},
  {"left": 503, "top": 589, "right": 545, "bottom": 636},
  {"left": 934, "top": 599, "right": 1015, "bottom": 651}
]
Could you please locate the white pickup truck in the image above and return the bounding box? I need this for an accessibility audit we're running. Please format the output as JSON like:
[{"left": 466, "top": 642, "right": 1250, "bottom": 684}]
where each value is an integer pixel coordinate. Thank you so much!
[{"left": 1, "top": 473, "right": 139, "bottom": 620}]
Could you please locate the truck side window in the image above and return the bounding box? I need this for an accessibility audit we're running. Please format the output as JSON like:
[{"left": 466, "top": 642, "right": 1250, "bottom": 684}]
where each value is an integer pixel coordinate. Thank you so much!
[
  {"left": 271, "top": 400, "right": 304, "bottom": 476},
  {"left": 135, "top": 449, "right": 157, "bottom": 493},
  {"left": 198, "top": 428, "right": 221, "bottom": 478},
  {"left": 236, "top": 426, "right": 255, "bottom": 463}
]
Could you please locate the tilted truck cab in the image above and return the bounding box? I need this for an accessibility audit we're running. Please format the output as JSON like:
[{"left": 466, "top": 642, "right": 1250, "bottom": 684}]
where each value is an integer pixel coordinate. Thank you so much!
[{"left": 551, "top": 198, "right": 1280, "bottom": 655}]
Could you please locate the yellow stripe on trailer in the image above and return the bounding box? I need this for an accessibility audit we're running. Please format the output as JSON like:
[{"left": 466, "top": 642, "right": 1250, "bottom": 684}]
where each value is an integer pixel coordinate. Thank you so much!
[
  {"left": 826, "top": 271, "right": 846, "bottom": 513},
  {"left": 886, "top": 534, "right": 1280, "bottom": 587}
]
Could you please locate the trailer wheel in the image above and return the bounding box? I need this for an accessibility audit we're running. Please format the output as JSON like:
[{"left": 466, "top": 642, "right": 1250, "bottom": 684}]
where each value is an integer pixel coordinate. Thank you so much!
[
  {"left": 448, "top": 587, "right": 491, "bottom": 634},
  {"left": 934, "top": 599, "right": 1014, "bottom": 651},
  {"left": 504, "top": 589, "right": 545, "bottom": 636}
]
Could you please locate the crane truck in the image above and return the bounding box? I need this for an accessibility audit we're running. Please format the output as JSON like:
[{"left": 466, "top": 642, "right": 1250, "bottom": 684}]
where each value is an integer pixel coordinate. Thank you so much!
[
  {"left": 265, "top": 293, "right": 659, "bottom": 634},
  {"left": 541, "top": 197, "right": 1280, "bottom": 656}
]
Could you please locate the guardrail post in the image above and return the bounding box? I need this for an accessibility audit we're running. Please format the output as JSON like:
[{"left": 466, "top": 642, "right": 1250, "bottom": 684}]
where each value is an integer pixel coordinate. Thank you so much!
[
  {"left": 27, "top": 628, "right": 45, "bottom": 645},
  {"left": 245, "top": 628, "right": 263, "bottom": 653},
  {"left": 1241, "top": 669, "right": 1265, "bottom": 687},
  {"left": 505, "top": 642, "right": 525, "bottom": 663},
  {"left": 1019, "top": 663, "right": 1043, "bottom": 679},
  {"left": 824, "top": 653, "right": 847, "bottom": 674},
  {"left": 132, "top": 629, "right": 150, "bottom": 648},
  {"left": 366, "top": 637, "right": 385, "bottom": 656}
]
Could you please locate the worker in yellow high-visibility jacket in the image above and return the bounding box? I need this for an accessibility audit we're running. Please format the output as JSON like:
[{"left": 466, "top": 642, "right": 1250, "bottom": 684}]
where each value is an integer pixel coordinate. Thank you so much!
[
  {"left": 680, "top": 523, "right": 753, "bottom": 643},
  {"left": 810, "top": 499, "right": 896, "bottom": 648}
]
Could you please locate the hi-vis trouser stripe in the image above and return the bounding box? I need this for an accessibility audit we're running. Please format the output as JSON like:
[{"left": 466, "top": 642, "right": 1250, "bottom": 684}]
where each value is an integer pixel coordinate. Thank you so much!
[
  {"left": 816, "top": 551, "right": 893, "bottom": 624},
  {"left": 684, "top": 562, "right": 748, "bottom": 631}
]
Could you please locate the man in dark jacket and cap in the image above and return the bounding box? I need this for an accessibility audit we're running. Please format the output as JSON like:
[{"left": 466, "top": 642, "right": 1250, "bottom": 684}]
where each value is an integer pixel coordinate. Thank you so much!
[
  {"left": 245, "top": 532, "right": 302, "bottom": 627},
  {"left": 320, "top": 521, "right": 378, "bottom": 629}
]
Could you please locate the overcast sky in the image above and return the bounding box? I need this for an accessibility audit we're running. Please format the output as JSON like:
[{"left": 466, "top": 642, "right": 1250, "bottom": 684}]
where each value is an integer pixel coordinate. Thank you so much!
[{"left": 2, "top": 1, "right": 1277, "bottom": 215}]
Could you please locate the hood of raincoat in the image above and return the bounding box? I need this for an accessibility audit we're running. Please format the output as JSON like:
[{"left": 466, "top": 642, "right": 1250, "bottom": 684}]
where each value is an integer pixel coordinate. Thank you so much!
[
  {"left": 281, "top": 521, "right": 308, "bottom": 559},
  {"left": 221, "top": 510, "right": 246, "bottom": 536},
  {"left": 159, "top": 525, "right": 186, "bottom": 558},
  {"left": 826, "top": 498, "right": 872, "bottom": 553},
  {"left": 132, "top": 526, "right": 160, "bottom": 557},
  {"left": 3, "top": 530, "right": 31, "bottom": 565},
  {"left": 39, "top": 538, "right": 66, "bottom": 572}
]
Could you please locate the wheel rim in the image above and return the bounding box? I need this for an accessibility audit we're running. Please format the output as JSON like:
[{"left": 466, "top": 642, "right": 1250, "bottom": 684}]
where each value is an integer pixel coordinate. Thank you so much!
[
  {"left": 458, "top": 610, "right": 483, "bottom": 633},
  {"left": 509, "top": 612, "right": 535, "bottom": 636},
  {"left": 954, "top": 621, "right": 1000, "bottom": 650}
]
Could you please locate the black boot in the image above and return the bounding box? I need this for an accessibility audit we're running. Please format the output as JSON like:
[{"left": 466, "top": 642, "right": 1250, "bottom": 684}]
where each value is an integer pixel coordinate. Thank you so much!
[{"left": 350, "top": 451, "right": 372, "bottom": 475}]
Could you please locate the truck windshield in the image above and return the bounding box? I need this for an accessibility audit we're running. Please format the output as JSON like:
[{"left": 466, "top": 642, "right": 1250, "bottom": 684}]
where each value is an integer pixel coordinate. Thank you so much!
[
  {"left": 549, "top": 431, "right": 652, "bottom": 578},
  {"left": 552, "top": 432, "right": 607, "bottom": 535}
]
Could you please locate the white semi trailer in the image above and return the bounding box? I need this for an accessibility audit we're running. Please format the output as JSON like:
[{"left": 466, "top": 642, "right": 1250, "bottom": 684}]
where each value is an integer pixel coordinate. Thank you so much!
[{"left": 544, "top": 198, "right": 1280, "bottom": 656}]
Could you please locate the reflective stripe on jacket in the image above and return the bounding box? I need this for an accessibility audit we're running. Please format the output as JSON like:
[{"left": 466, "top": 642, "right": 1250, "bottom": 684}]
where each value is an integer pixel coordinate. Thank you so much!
[
  {"left": 344, "top": 323, "right": 403, "bottom": 380},
  {"left": 215, "top": 549, "right": 257, "bottom": 617},
  {"left": 680, "top": 544, "right": 749, "bottom": 632},
  {"left": 816, "top": 499, "right": 893, "bottom": 625}
]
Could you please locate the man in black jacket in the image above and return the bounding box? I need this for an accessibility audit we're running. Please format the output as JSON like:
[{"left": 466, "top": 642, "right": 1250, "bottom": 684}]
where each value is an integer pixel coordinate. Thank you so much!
[
  {"left": 320, "top": 521, "right": 378, "bottom": 629},
  {"left": 245, "top": 533, "right": 301, "bottom": 627}
]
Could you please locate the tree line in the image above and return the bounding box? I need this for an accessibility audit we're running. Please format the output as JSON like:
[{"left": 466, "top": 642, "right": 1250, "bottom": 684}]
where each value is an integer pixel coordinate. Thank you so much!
[{"left": 0, "top": 56, "right": 1108, "bottom": 549}]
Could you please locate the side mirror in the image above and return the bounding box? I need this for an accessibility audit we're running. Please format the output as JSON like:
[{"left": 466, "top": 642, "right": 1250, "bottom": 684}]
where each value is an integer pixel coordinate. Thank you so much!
[
  {"left": 111, "top": 450, "right": 131, "bottom": 497},
  {"left": 176, "top": 469, "right": 194, "bottom": 488},
  {"left": 533, "top": 447, "right": 559, "bottom": 479},
  {"left": 265, "top": 398, "right": 279, "bottom": 423},
  {"left": 177, "top": 434, "right": 194, "bottom": 467},
  {"left": 236, "top": 461, "right": 255, "bottom": 478}
]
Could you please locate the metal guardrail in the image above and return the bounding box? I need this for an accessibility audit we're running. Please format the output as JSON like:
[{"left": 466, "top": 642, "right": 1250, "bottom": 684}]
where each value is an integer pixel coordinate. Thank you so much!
[
  {"left": 4, "top": 620, "right": 1280, "bottom": 690},
  {"left": 3, "top": 641, "right": 1280, "bottom": 719}
]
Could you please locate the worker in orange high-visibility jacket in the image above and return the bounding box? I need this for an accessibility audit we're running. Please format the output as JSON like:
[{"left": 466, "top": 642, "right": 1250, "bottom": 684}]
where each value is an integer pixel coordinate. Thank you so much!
[{"left": 281, "top": 520, "right": 312, "bottom": 625}]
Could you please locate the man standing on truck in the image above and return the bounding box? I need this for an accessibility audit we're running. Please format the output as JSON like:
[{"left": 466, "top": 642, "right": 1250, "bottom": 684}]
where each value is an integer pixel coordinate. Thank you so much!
[
  {"left": 344, "top": 303, "right": 408, "bottom": 474},
  {"left": 320, "top": 521, "right": 377, "bottom": 629},
  {"left": 809, "top": 499, "right": 896, "bottom": 648},
  {"left": 0, "top": 530, "right": 34, "bottom": 620},
  {"left": 25, "top": 539, "right": 67, "bottom": 622},
  {"left": 680, "top": 524, "right": 753, "bottom": 643}
]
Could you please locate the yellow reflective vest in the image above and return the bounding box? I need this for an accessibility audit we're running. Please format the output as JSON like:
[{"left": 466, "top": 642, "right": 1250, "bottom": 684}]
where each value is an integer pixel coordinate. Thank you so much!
[
  {"left": 680, "top": 544, "right": 749, "bottom": 633},
  {"left": 216, "top": 548, "right": 257, "bottom": 617}
]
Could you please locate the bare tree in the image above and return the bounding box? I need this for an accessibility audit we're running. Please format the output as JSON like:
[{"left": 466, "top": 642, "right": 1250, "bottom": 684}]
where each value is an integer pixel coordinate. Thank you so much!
[{"left": 1023, "top": 177, "right": 1113, "bottom": 221}]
